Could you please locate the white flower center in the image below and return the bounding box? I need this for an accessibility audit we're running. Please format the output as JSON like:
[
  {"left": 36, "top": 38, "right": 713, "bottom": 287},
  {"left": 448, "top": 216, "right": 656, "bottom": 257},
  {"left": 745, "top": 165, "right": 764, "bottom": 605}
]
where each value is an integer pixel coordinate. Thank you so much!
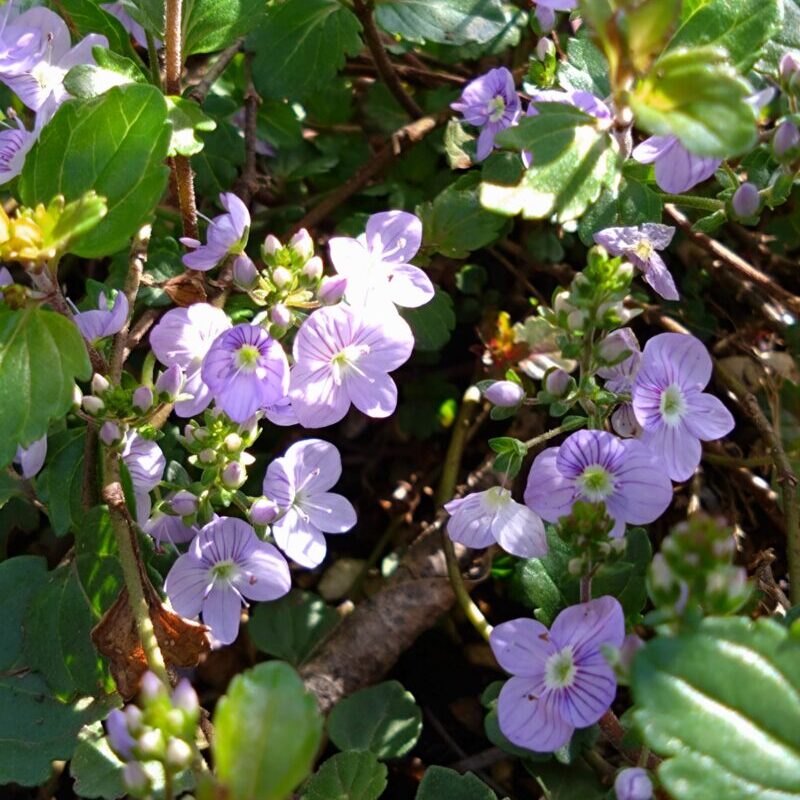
[
  {"left": 487, "top": 95, "right": 506, "bottom": 123},
  {"left": 483, "top": 486, "right": 512, "bottom": 510},
  {"left": 659, "top": 383, "right": 686, "bottom": 426},
  {"left": 545, "top": 648, "right": 577, "bottom": 690},
  {"left": 577, "top": 464, "right": 614, "bottom": 501},
  {"left": 31, "top": 60, "right": 63, "bottom": 93},
  {"left": 210, "top": 560, "right": 238, "bottom": 583},
  {"left": 330, "top": 344, "right": 369, "bottom": 384},
  {"left": 632, "top": 240, "right": 654, "bottom": 261},
  {"left": 234, "top": 344, "right": 261, "bottom": 373}
]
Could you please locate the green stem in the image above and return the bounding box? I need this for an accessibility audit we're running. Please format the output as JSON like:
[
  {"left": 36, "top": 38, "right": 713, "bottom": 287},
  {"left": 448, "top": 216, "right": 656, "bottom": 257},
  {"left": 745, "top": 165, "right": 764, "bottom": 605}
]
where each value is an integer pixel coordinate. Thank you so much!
[
  {"left": 438, "top": 386, "right": 493, "bottom": 643},
  {"left": 524, "top": 420, "right": 585, "bottom": 450},
  {"left": 660, "top": 193, "right": 724, "bottom": 213},
  {"left": 146, "top": 31, "right": 161, "bottom": 88}
]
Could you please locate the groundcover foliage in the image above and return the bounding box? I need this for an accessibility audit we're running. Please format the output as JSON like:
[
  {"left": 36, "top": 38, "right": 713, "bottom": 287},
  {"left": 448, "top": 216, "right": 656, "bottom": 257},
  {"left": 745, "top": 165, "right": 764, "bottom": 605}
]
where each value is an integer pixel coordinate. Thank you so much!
[{"left": 0, "top": 0, "right": 799, "bottom": 798}]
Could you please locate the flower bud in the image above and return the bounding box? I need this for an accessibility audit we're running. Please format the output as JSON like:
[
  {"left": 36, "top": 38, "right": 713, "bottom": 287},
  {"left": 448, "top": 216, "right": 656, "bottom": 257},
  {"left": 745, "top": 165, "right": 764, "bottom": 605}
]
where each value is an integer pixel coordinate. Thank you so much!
[
  {"left": 199, "top": 448, "right": 216, "bottom": 465},
  {"left": 536, "top": 37, "right": 555, "bottom": 61},
  {"left": 272, "top": 266, "right": 292, "bottom": 288},
  {"left": 170, "top": 490, "right": 198, "bottom": 517},
  {"left": 82, "top": 395, "right": 104, "bottom": 415},
  {"left": 780, "top": 53, "right": 800, "bottom": 84},
  {"left": 123, "top": 762, "right": 150, "bottom": 794},
  {"left": 132, "top": 385, "right": 153, "bottom": 413},
  {"left": 139, "top": 670, "right": 165, "bottom": 703},
  {"left": 302, "top": 255, "right": 324, "bottom": 280},
  {"left": 484, "top": 380, "right": 524, "bottom": 407},
  {"left": 535, "top": 3, "right": 556, "bottom": 32},
  {"left": 92, "top": 373, "right": 111, "bottom": 396},
  {"left": 232, "top": 254, "right": 258, "bottom": 290},
  {"left": 567, "top": 557, "right": 584, "bottom": 576},
  {"left": 618, "top": 634, "right": 644, "bottom": 674},
  {"left": 165, "top": 737, "right": 193, "bottom": 769},
  {"left": 124, "top": 705, "right": 144, "bottom": 735},
  {"left": 732, "top": 182, "right": 760, "bottom": 218},
  {"left": 544, "top": 368, "right": 570, "bottom": 398},
  {"left": 106, "top": 709, "right": 136, "bottom": 759},
  {"left": 100, "top": 421, "right": 123, "bottom": 447},
  {"left": 270, "top": 303, "right": 292, "bottom": 328},
  {"left": 221, "top": 461, "right": 246, "bottom": 488},
  {"left": 250, "top": 496, "right": 279, "bottom": 525},
  {"left": 72, "top": 385, "right": 83, "bottom": 408},
  {"left": 318, "top": 275, "right": 347, "bottom": 305},
  {"left": 224, "top": 433, "right": 243, "bottom": 452},
  {"left": 155, "top": 364, "right": 184, "bottom": 401},
  {"left": 774, "top": 120, "right": 800, "bottom": 160},
  {"left": 262, "top": 233, "right": 282, "bottom": 258},
  {"left": 614, "top": 767, "right": 653, "bottom": 800},
  {"left": 598, "top": 328, "right": 636, "bottom": 363},
  {"left": 289, "top": 228, "right": 313, "bottom": 261},
  {"left": 137, "top": 729, "right": 164, "bottom": 758},
  {"left": 171, "top": 678, "right": 200, "bottom": 717}
]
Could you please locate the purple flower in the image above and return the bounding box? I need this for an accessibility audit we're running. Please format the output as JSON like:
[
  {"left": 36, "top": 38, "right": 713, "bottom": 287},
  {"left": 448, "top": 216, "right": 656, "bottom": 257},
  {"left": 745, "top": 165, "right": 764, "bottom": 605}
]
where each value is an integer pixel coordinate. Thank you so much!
[
  {"left": 524, "top": 429, "right": 672, "bottom": 537},
  {"left": 290, "top": 304, "right": 414, "bottom": 428},
  {"left": 181, "top": 193, "right": 249, "bottom": 271},
  {"left": 164, "top": 516, "right": 291, "bottom": 646},
  {"left": 14, "top": 435, "right": 47, "bottom": 478},
  {"left": 149, "top": 303, "right": 232, "bottom": 417},
  {"left": 615, "top": 768, "right": 654, "bottom": 800},
  {"left": 121, "top": 431, "right": 165, "bottom": 494},
  {"left": 264, "top": 394, "right": 299, "bottom": 427},
  {"left": 451, "top": 67, "right": 521, "bottom": 161},
  {"left": 632, "top": 135, "right": 721, "bottom": 195},
  {"left": 594, "top": 223, "right": 677, "bottom": 301},
  {"left": 490, "top": 596, "right": 624, "bottom": 752},
  {"left": 0, "top": 116, "right": 35, "bottom": 184},
  {"left": 774, "top": 120, "right": 800, "bottom": 160},
  {"left": 534, "top": 0, "right": 577, "bottom": 9},
  {"left": 201, "top": 323, "right": 289, "bottom": 423},
  {"left": 101, "top": 3, "right": 154, "bottom": 49},
  {"left": 73, "top": 290, "right": 129, "bottom": 343},
  {"left": 106, "top": 708, "right": 137, "bottom": 761},
  {"left": 534, "top": 5, "right": 556, "bottom": 32},
  {"left": 631, "top": 333, "right": 734, "bottom": 482},
  {"left": 732, "top": 182, "right": 760, "bottom": 218},
  {"left": 328, "top": 211, "right": 433, "bottom": 310},
  {"left": 444, "top": 487, "right": 547, "bottom": 559},
  {"left": 597, "top": 328, "right": 642, "bottom": 438},
  {"left": 484, "top": 380, "right": 524, "bottom": 407},
  {"left": 262, "top": 439, "right": 356, "bottom": 568},
  {"left": 144, "top": 508, "right": 200, "bottom": 547},
  {"left": 0, "top": 5, "right": 67, "bottom": 76}
]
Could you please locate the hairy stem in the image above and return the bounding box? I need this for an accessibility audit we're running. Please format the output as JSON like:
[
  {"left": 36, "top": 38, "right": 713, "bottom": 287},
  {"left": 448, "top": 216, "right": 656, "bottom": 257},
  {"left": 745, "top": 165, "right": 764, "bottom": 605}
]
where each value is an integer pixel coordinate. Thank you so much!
[{"left": 660, "top": 193, "right": 724, "bottom": 213}]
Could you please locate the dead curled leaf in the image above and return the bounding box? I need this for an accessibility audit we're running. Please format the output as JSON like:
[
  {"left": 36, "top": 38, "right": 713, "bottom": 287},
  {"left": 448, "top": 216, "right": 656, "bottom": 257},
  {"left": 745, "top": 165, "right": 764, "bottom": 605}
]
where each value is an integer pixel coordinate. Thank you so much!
[
  {"left": 163, "top": 272, "right": 207, "bottom": 306},
  {"left": 92, "top": 577, "right": 210, "bottom": 699}
]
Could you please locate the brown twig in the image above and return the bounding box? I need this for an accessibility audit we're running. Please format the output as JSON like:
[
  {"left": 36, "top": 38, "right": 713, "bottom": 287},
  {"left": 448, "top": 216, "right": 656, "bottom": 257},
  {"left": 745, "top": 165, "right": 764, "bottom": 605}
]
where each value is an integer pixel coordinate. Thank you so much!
[
  {"left": 188, "top": 40, "right": 243, "bottom": 103},
  {"left": 292, "top": 111, "right": 449, "bottom": 232},
  {"left": 234, "top": 52, "right": 261, "bottom": 204},
  {"left": 598, "top": 710, "right": 661, "bottom": 771},
  {"left": 352, "top": 0, "right": 424, "bottom": 119},
  {"left": 666, "top": 205, "right": 800, "bottom": 316}
]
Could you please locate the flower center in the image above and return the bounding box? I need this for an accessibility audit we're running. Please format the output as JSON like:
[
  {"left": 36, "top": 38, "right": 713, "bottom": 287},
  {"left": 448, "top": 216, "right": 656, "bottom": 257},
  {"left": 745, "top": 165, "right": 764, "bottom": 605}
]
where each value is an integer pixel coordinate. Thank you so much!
[
  {"left": 659, "top": 383, "right": 686, "bottom": 425},
  {"left": 235, "top": 344, "right": 261, "bottom": 372},
  {"left": 577, "top": 464, "right": 614, "bottom": 501},
  {"left": 545, "top": 648, "right": 577, "bottom": 689},
  {"left": 330, "top": 344, "right": 368, "bottom": 383},
  {"left": 484, "top": 486, "right": 511, "bottom": 509},
  {"left": 632, "top": 240, "right": 653, "bottom": 261},
  {"left": 31, "top": 60, "right": 62, "bottom": 92},
  {"left": 210, "top": 560, "right": 238, "bottom": 582},
  {"left": 487, "top": 94, "right": 506, "bottom": 123}
]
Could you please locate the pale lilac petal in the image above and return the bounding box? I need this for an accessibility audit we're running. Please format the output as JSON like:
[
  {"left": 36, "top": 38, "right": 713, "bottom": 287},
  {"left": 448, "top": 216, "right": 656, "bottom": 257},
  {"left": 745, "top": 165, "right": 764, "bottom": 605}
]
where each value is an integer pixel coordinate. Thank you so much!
[
  {"left": 535, "top": 0, "right": 577, "bottom": 9},
  {"left": 558, "top": 655, "right": 618, "bottom": 727},
  {"left": 273, "top": 509, "right": 328, "bottom": 568},
  {"left": 174, "top": 369, "right": 213, "bottom": 417},
  {"left": 492, "top": 499, "right": 548, "bottom": 559},
  {"left": 302, "top": 492, "right": 356, "bottom": 534},
  {"left": 264, "top": 396, "right": 298, "bottom": 427},
  {"left": 640, "top": 422, "right": 701, "bottom": 482},
  {"left": 606, "top": 439, "right": 673, "bottom": 525},
  {"left": 632, "top": 135, "right": 675, "bottom": 164},
  {"left": 182, "top": 244, "right": 228, "bottom": 270},
  {"left": 165, "top": 554, "right": 208, "bottom": 619},
  {"left": 290, "top": 364, "right": 350, "bottom": 428},
  {"left": 150, "top": 303, "right": 232, "bottom": 368},
  {"left": 16, "top": 435, "right": 47, "bottom": 478},
  {"left": 639, "top": 332, "right": 712, "bottom": 391},
  {"left": 122, "top": 433, "right": 165, "bottom": 494},
  {"left": 365, "top": 210, "right": 422, "bottom": 263},
  {"left": 683, "top": 392, "right": 734, "bottom": 441},
  {"left": 524, "top": 448, "right": 576, "bottom": 522},
  {"left": 654, "top": 143, "right": 721, "bottom": 194},
  {"left": 220, "top": 192, "right": 250, "bottom": 237},
  {"left": 356, "top": 310, "right": 415, "bottom": 373},
  {"left": 235, "top": 542, "right": 291, "bottom": 601},
  {"left": 490, "top": 618, "right": 555, "bottom": 676},
  {"left": 202, "top": 586, "right": 241, "bottom": 646},
  {"left": 387, "top": 263, "right": 435, "bottom": 308},
  {"left": 476, "top": 125, "right": 496, "bottom": 161},
  {"left": 497, "top": 677, "right": 573, "bottom": 752},
  {"left": 642, "top": 256, "right": 679, "bottom": 301},
  {"left": 640, "top": 223, "right": 675, "bottom": 250},
  {"left": 445, "top": 492, "right": 495, "bottom": 548},
  {"left": 550, "top": 596, "right": 625, "bottom": 656},
  {"left": 59, "top": 34, "right": 108, "bottom": 72},
  {"left": 611, "top": 404, "right": 640, "bottom": 438},
  {"left": 346, "top": 370, "right": 398, "bottom": 418},
  {"left": 284, "top": 438, "right": 342, "bottom": 494},
  {"left": 145, "top": 513, "right": 199, "bottom": 546}
]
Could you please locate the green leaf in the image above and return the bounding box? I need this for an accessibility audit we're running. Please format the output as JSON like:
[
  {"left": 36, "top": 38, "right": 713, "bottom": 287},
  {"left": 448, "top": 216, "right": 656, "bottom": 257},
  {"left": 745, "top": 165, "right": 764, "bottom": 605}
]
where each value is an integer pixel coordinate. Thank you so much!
[
  {"left": 166, "top": 96, "right": 217, "bottom": 157},
  {"left": 23, "top": 562, "right": 111, "bottom": 699},
  {"left": 761, "top": 0, "right": 800, "bottom": 69},
  {"left": 481, "top": 104, "right": 620, "bottom": 223},
  {"left": 415, "top": 766, "right": 496, "bottom": 800},
  {"left": 64, "top": 47, "right": 147, "bottom": 99},
  {"left": 0, "top": 307, "right": 90, "bottom": 468},
  {"left": 191, "top": 117, "right": 245, "bottom": 197},
  {"left": 38, "top": 428, "right": 86, "bottom": 536},
  {"left": 632, "top": 616, "right": 800, "bottom": 799},
  {"left": 418, "top": 177, "right": 507, "bottom": 258},
  {"left": 184, "top": 0, "right": 266, "bottom": 54},
  {"left": 556, "top": 36, "right": 610, "bottom": 97},
  {"left": 375, "top": 0, "right": 507, "bottom": 46},
  {"left": 248, "top": 590, "right": 338, "bottom": 666},
  {"left": 75, "top": 506, "right": 123, "bottom": 618},
  {"left": 327, "top": 681, "right": 422, "bottom": 760},
  {"left": 59, "top": 0, "right": 142, "bottom": 62},
  {"left": 630, "top": 47, "right": 756, "bottom": 158},
  {"left": 213, "top": 662, "right": 323, "bottom": 800},
  {"left": 251, "top": 0, "right": 362, "bottom": 101},
  {"left": 578, "top": 169, "right": 663, "bottom": 245},
  {"left": 402, "top": 288, "right": 455, "bottom": 352},
  {"left": 0, "top": 555, "right": 48, "bottom": 671},
  {"left": 524, "top": 760, "right": 606, "bottom": 800},
  {"left": 20, "top": 84, "right": 170, "bottom": 258},
  {"left": 0, "top": 470, "right": 22, "bottom": 510},
  {"left": 302, "top": 751, "right": 388, "bottom": 800},
  {"left": 667, "top": 0, "right": 783, "bottom": 72}
]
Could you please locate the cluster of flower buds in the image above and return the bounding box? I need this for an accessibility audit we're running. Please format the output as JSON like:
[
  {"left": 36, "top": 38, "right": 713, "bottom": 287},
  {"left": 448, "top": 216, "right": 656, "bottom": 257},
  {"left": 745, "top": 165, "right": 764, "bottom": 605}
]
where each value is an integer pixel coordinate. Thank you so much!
[
  {"left": 557, "top": 501, "right": 627, "bottom": 578},
  {"left": 105, "top": 672, "right": 200, "bottom": 797},
  {"left": 181, "top": 407, "right": 259, "bottom": 500},
  {"left": 80, "top": 367, "right": 181, "bottom": 425},
  {"left": 233, "top": 227, "right": 339, "bottom": 336},
  {"left": 646, "top": 514, "right": 751, "bottom": 622}
]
